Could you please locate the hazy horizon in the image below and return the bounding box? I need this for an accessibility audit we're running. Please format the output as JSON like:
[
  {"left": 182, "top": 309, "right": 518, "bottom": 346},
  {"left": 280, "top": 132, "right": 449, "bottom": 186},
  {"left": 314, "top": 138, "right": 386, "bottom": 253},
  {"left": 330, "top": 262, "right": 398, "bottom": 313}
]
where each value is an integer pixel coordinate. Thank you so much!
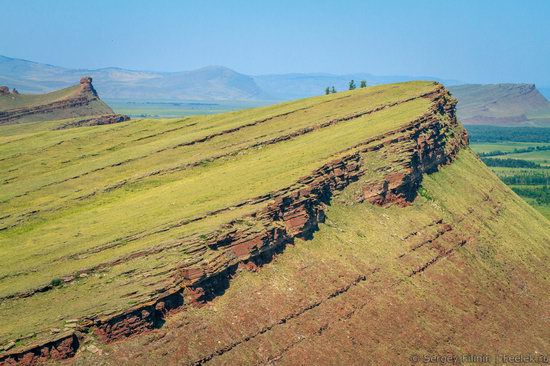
[{"left": 2, "top": 0, "right": 550, "bottom": 87}]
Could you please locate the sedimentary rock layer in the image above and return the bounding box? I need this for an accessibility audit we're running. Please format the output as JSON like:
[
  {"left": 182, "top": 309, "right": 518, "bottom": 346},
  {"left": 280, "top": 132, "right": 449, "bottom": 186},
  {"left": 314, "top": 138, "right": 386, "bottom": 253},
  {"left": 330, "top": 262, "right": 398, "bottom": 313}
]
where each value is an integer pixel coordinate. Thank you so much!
[
  {"left": 0, "top": 85, "right": 468, "bottom": 365},
  {"left": 53, "top": 114, "right": 131, "bottom": 130}
]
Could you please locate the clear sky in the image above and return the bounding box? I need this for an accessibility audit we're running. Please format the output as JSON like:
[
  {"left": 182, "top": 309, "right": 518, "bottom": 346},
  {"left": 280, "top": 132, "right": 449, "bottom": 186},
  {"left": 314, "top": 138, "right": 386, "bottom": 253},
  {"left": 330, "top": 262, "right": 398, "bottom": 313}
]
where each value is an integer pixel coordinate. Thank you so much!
[{"left": 2, "top": 0, "right": 550, "bottom": 85}]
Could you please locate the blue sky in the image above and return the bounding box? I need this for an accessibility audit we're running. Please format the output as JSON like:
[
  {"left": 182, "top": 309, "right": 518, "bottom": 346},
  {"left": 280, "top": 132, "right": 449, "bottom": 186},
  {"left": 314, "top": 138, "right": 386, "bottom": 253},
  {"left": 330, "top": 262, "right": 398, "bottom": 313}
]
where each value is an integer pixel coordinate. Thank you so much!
[{"left": 2, "top": 0, "right": 550, "bottom": 85}]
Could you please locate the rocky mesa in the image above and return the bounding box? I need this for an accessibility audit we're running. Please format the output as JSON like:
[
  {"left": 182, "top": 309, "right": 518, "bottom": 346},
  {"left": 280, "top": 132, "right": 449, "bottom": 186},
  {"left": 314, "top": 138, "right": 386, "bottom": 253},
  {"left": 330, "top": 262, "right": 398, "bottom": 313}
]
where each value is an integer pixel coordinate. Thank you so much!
[{"left": 0, "top": 81, "right": 548, "bottom": 365}]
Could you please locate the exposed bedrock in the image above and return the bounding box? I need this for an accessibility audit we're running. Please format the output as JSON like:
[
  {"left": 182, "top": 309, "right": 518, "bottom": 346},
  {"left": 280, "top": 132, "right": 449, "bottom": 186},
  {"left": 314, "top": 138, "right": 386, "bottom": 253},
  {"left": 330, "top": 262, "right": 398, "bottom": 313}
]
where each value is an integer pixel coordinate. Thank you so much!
[
  {"left": 92, "top": 86, "right": 468, "bottom": 341},
  {"left": 0, "top": 76, "right": 113, "bottom": 125},
  {"left": 0, "top": 85, "right": 468, "bottom": 365},
  {"left": 53, "top": 114, "right": 131, "bottom": 130}
]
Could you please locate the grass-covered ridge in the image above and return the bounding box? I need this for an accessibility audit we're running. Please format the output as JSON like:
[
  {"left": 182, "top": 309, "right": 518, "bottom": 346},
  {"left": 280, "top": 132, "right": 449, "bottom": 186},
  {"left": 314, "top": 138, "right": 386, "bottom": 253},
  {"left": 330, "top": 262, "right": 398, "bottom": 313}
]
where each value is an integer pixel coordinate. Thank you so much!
[
  {"left": 0, "top": 81, "right": 442, "bottom": 351},
  {"left": 78, "top": 150, "right": 550, "bottom": 365}
]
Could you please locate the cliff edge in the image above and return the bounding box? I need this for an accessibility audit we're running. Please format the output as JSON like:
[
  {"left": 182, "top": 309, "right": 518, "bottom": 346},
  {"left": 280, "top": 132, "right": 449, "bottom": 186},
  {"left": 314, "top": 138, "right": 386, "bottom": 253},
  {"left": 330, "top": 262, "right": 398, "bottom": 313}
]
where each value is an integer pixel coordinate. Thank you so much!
[
  {"left": 0, "top": 77, "right": 120, "bottom": 125},
  {"left": 1, "top": 82, "right": 548, "bottom": 365}
]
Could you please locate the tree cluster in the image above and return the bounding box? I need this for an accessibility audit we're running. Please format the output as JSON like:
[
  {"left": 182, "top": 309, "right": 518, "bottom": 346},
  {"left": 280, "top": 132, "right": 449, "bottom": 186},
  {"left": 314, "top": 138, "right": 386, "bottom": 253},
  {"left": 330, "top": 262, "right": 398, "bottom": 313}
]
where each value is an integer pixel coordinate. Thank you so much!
[{"left": 325, "top": 80, "right": 367, "bottom": 94}]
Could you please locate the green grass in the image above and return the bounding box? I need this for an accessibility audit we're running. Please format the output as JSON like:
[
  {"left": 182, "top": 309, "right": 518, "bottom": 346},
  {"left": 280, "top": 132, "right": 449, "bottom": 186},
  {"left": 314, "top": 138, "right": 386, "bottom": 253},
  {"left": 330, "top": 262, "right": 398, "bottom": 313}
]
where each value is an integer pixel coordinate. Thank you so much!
[
  {"left": 0, "top": 81, "right": 439, "bottom": 348},
  {"left": 470, "top": 141, "right": 550, "bottom": 218},
  {"left": 471, "top": 142, "right": 549, "bottom": 154}
]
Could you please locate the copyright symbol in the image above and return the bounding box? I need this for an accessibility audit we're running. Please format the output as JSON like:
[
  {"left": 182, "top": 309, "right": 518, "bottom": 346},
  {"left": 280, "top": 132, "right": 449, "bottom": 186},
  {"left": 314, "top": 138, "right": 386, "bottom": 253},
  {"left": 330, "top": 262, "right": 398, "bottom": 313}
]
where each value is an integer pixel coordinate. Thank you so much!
[{"left": 410, "top": 354, "right": 420, "bottom": 363}]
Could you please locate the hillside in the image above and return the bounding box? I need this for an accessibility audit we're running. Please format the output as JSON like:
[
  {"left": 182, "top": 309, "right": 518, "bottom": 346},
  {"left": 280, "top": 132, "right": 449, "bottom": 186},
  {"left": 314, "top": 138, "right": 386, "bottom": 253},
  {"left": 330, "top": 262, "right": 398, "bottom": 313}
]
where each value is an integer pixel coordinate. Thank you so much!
[
  {"left": 0, "top": 82, "right": 548, "bottom": 365},
  {"left": 0, "top": 77, "right": 115, "bottom": 125},
  {"left": 449, "top": 83, "right": 550, "bottom": 125}
]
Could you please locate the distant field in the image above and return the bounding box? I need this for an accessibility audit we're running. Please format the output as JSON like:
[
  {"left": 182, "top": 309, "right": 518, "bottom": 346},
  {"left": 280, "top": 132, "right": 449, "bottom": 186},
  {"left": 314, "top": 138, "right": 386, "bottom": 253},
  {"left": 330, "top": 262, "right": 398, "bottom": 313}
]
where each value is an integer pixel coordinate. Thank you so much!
[
  {"left": 469, "top": 126, "right": 550, "bottom": 218},
  {"left": 527, "top": 108, "right": 550, "bottom": 124},
  {"left": 471, "top": 141, "right": 549, "bottom": 154},
  {"left": 107, "top": 99, "right": 271, "bottom": 118}
]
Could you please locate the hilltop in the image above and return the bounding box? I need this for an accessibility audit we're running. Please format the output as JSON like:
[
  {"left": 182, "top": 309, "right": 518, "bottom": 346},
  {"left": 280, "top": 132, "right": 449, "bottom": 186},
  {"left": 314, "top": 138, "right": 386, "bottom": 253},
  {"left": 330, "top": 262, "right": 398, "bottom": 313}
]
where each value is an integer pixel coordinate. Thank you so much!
[
  {"left": 0, "top": 77, "right": 121, "bottom": 125},
  {"left": 0, "top": 82, "right": 548, "bottom": 365},
  {"left": 449, "top": 83, "right": 550, "bottom": 125}
]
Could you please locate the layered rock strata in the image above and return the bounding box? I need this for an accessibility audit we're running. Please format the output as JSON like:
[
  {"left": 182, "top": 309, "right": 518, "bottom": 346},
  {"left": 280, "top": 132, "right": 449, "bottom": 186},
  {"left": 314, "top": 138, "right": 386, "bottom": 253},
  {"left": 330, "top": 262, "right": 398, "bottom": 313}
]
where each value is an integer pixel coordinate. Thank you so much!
[{"left": 0, "top": 85, "right": 468, "bottom": 365}]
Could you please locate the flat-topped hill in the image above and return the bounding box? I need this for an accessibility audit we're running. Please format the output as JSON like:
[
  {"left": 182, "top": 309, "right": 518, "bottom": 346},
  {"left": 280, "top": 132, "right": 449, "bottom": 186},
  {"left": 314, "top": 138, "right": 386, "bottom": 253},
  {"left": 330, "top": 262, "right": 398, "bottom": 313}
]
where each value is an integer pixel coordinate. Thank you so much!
[
  {"left": 450, "top": 83, "right": 550, "bottom": 125},
  {"left": 0, "top": 77, "right": 114, "bottom": 125},
  {"left": 0, "top": 81, "right": 548, "bottom": 365}
]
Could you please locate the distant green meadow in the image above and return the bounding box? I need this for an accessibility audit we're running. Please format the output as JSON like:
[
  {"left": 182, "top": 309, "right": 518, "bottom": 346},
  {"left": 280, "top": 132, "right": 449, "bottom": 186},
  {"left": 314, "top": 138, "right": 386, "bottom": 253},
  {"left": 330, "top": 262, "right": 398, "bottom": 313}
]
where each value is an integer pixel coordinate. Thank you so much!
[{"left": 468, "top": 125, "right": 550, "bottom": 219}]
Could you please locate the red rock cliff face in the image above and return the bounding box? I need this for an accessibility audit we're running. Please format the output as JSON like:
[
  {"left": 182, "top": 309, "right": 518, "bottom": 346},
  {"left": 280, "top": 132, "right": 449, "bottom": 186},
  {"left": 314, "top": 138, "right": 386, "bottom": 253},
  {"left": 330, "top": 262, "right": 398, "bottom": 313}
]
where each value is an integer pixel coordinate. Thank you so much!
[{"left": 0, "top": 85, "right": 468, "bottom": 365}]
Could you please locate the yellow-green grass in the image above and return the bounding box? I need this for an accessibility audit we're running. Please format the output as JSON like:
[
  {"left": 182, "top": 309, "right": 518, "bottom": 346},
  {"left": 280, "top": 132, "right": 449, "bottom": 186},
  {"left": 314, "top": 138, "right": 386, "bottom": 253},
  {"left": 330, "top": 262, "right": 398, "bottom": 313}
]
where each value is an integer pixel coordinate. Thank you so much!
[
  {"left": 77, "top": 149, "right": 550, "bottom": 365},
  {"left": 0, "top": 97, "right": 428, "bottom": 296},
  {"left": 0, "top": 81, "right": 438, "bottom": 348}
]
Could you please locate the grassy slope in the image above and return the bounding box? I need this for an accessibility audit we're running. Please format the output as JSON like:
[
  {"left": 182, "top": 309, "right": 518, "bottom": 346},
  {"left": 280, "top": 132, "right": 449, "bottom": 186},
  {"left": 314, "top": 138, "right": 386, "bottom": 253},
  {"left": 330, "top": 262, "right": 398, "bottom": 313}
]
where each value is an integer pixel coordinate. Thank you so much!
[
  {"left": 0, "top": 81, "right": 437, "bottom": 349},
  {"left": 75, "top": 149, "right": 550, "bottom": 365}
]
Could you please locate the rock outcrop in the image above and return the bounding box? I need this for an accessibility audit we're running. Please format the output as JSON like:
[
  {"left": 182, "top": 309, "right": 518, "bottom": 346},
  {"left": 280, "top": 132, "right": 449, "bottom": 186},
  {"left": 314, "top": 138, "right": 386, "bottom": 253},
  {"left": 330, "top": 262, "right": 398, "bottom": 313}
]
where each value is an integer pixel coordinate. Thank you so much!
[
  {"left": 79, "top": 76, "right": 98, "bottom": 97},
  {"left": 53, "top": 114, "right": 131, "bottom": 130},
  {"left": 0, "top": 77, "right": 115, "bottom": 125}
]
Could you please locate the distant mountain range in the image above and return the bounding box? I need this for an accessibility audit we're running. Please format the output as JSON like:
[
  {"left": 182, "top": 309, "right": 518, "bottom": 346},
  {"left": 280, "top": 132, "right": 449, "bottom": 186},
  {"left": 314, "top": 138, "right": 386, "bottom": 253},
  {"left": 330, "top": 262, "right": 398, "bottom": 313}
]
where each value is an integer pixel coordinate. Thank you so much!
[
  {"left": 448, "top": 84, "right": 550, "bottom": 125},
  {"left": 0, "top": 55, "right": 458, "bottom": 101}
]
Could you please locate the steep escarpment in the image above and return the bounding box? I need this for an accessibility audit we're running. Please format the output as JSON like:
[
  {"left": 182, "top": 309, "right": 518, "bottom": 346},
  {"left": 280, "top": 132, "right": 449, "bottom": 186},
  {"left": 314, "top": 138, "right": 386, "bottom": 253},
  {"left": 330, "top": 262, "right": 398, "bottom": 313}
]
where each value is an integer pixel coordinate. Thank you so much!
[
  {"left": 92, "top": 149, "right": 548, "bottom": 366},
  {"left": 4, "top": 81, "right": 545, "bottom": 366},
  {"left": 0, "top": 77, "right": 119, "bottom": 125},
  {"left": 0, "top": 82, "right": 473, "bottom": 365}
]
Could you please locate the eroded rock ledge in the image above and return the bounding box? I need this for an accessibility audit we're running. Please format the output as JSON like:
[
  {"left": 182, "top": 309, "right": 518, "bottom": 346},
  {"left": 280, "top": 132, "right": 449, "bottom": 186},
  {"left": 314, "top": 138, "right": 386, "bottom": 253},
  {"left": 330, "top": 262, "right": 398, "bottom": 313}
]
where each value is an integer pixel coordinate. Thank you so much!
[
  {"left": 0, "top": 85, "right": 468, "bottom": 366},
  {"left": 0, "top": 77, "right": 113, "bottom": 125},
  {"left": 53, "top": 114, "right": 131, "bottom": 130}
]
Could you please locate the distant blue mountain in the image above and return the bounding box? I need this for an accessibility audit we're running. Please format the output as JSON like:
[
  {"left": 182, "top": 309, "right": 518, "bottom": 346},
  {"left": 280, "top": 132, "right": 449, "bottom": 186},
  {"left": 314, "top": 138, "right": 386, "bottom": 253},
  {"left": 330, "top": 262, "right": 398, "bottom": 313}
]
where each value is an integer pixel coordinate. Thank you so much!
[
  {"left": 539, "top": 87, "right": 550, "bottom": 100},
  {"left": 0, "top": 54, "right": 459, "bottom": 101}
]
